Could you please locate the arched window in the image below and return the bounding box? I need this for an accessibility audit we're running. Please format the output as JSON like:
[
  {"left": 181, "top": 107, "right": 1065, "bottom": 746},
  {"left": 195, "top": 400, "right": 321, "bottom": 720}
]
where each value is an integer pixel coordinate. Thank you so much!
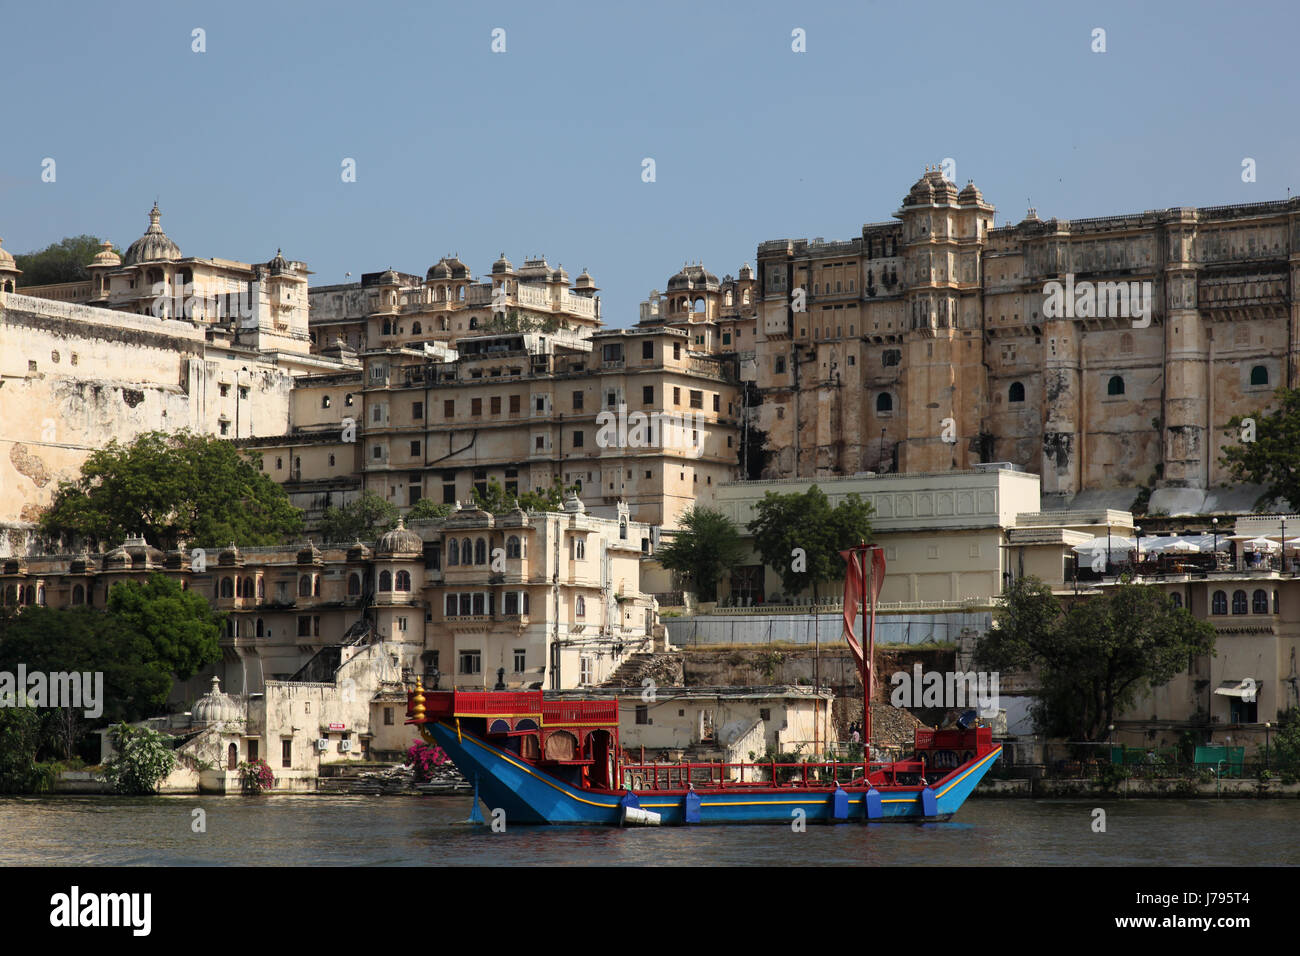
[
  {"left": 1253, "top": 589, "right": 1269, "bottom": 614},
  {"left": 448, "top": 539, "right": 459, "bottom": 565},
  {"left": 506, "top": 535, "right": 521, "bottom": 559},
  {"left": 275, "top": 457, "right": 283, "bottom": 470},
  {"left": 468, "top": 316, "right": 478, "bottom": 330},
  {"left": 72, "top": 584, "right": 84, "bottom": 605},
  {"left": 1212, "top": 590, "right": 1227, "bottom": 615},
  {"left": 412, "top": 322, "right": 422, "bottom": 334},
  {"left": 348, "top": 573, "right": 361, "bottom": 595},
  {"left": 1275, "top": 590, "right": 1281, "bottom": 614},
  {"left": 382, "top": 319, "right": 392, "bottom": 335},
  {"left": 256, "top": 618, "right": 265, "bottom": 637},
  {"left": 37, "top": 586, "right": 45, "bottom": 606},
  {"left": 24, "top": 586, "right": 35, "bottom": 605},
  {"left": 257, "top": 578, "right": 265, "bottom": 598},
  {"left": 1170, "top": 592, "right": 1182, "bottom": 609},
  {"left": 313, "top": 575, "right": 321, "bottom": 597},
  {"left": 396, "top": 570, "right": 411, "bottom": 591},
  {"left": 379, "top": 570, "right": 392, "bottom": 592},
  {"left": 228, "top": 743, "right": 238, "bottom": 771},
  {"left": 620, "top": 520, "right": 628, "bottom": 540},
  {"left": 1232, "top": 590, "right": 1248, "bottom": 615},
  {"left": 221, "top": 577, "right": 234, "bottom": 598},
  {"left": 576, "top": 596, "right": 586, "bottom": 618},
  {"left": 298, "top": 575, "right": 312, "bottom": 597},
  {"left": 1008, "top": 381, "right": 1025, "bottom": 403},
  {"left": 876, "top": 393, "right": 893, "bottom": 413},
  {"left": 475, "top": 538, "right": 486, "bottom": 565},
  {"left": 1107, "top": 375, "right": 1125, "bottom": 396},
  {"left": 1251, "top": 365, "right": 1269, "bottom": 386},
  {"left": 462, "top": 538, "right": 472, "bottom": 564}
]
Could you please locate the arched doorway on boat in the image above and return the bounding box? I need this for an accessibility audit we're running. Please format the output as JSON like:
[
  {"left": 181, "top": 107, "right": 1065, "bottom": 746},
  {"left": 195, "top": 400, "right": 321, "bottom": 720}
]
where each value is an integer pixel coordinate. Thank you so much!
[
  {"left": 544, "top": 731, "right": 577, "bottom": 761},
  {"left": 586, "top": 729, "right": 614, "bottom": 789}
]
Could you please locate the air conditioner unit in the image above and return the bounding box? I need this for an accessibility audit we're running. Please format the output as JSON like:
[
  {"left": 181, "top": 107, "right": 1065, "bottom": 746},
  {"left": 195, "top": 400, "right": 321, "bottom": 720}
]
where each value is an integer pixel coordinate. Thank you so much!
[
  {"left": 316, "top": 738, "right": 330, "bottom": 752},
  {"left": 339, "top": 740, "right": 353, "bottom": 752}
]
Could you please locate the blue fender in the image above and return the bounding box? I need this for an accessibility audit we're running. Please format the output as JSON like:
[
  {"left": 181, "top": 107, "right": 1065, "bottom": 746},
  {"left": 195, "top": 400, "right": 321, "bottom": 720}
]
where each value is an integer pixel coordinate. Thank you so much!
[
  {"left": 684, "top": 789, "right": 702, "bottom": 824},
  {"left": 863, "top": 787, "right": 883, "bottom": 820},
  {"left": 921, "top": 786, "right": 938, "bottom": 818},
  {"left": 831, "top": 786, "right": 849, "bottom": 821}
]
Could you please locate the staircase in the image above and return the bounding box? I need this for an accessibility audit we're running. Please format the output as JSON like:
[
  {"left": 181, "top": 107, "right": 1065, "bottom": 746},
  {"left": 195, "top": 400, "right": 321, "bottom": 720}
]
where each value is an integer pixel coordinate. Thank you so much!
[{"left": 601, "top": 652, "right": 684, "bottom": 688}]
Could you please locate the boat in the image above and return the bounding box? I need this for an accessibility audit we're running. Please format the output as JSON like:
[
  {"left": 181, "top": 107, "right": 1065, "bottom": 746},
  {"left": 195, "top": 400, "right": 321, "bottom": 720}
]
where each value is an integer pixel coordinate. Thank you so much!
[{"left": 405, "top": 544, "right": 1001, "bottom": 825}]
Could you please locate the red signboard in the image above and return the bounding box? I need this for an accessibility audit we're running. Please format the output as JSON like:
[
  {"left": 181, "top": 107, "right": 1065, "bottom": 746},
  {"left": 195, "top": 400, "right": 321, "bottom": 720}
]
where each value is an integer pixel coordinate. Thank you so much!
[{"left": 328, "top": 722, "right": 346, "bottom": 731}]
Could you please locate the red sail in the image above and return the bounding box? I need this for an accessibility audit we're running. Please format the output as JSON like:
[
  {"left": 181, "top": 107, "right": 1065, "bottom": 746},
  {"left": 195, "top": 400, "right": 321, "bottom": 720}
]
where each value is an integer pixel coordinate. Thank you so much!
[{"left": 839, "top": 549, "right": 865, "bottom": 671}]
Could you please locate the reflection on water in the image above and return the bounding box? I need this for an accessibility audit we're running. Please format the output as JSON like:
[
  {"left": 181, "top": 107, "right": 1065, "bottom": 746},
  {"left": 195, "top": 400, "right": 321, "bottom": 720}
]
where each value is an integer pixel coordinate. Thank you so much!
[{"left": 2, "top": 795, "right": 1296, "bottom": 866}]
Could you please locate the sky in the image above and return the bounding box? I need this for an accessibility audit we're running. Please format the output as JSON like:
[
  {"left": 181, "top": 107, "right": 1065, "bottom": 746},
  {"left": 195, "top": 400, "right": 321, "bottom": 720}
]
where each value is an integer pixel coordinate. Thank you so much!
[{"left": 2, "top": 0, "right": 1298, "bottom": 325}]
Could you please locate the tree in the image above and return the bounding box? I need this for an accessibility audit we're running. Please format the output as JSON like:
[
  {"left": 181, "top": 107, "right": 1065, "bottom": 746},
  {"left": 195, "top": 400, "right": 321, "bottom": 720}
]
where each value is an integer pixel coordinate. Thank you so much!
[
  {"left": 105, "top": 574, "right": 222, "bottom": 681},
  {"left": 40, "top": 431, "right": 303, "bottom": 549},
  {"left": 0, "top": 606, "right": 183, "bottom": 723},
  {"left": 469, "top": 477, "right": 578, "bottom": 514},
  {"left": 13, "top": 235, "right": 121, "bottom": 287},
  {"left": 318, "top": 491, "right": 399, "bottom": 543},
  {"left": 0, "top": 707, "right": 46, "bottom": 793},
  {"left": 747, "top": 485, "right": 874, "bottom": 601},
  {"left": 655, "top": 507, "right": 744, "bottom": 602},
  {"left": 1221, "top": 387, "right": 1300, "bottom": 509},
  {"left": 406, "top": 499, "right": 454, "bottom": 521},
  {"left": 102, "top": 723, "right": 177, "bottom": 795},
  {"left": 975, "top": 577, "right": 1217, "bottom": 741}
]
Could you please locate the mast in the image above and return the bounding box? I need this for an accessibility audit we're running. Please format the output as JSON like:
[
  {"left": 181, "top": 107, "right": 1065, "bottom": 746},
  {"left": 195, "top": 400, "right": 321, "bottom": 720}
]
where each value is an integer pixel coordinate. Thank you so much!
[{"left": 860, "top": 541, "right": 872, "bottom": 750}]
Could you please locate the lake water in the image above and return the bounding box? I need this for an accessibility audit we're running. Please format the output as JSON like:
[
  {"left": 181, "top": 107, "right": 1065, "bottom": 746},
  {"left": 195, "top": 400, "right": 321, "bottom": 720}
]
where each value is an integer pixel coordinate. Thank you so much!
[{"left": 2, "top": 795, "right": 1296, "bottom": 866}]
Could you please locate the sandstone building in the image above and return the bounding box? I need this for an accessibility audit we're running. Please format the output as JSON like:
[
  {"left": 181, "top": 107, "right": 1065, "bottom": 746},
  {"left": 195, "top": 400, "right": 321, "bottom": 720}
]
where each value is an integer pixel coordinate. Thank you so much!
[{"left": 746, "top": 170, "right": 1295, "bottom": 513}]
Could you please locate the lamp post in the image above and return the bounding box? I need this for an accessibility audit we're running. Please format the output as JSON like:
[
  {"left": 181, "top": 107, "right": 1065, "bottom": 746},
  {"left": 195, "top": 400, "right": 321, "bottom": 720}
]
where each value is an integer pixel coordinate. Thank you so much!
[
  {"left": 1212, "top": 517, "right": 1219, "bottom": 566},
  {"left": 1107, "top": 524, "right": 1112, "bottom": 576},
  {"left": 1265, "top": 721, "right": 1272, "bottom": 770},
  {"left": 1135, "top": 525, "right": 1142, "bottom": 575}
]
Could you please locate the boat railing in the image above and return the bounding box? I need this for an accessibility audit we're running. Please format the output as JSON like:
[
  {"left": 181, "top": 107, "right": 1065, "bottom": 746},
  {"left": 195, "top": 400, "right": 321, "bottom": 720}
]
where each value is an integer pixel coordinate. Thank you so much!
[{"left": 617, "top": 758, "right": 928, "bottom": 791}]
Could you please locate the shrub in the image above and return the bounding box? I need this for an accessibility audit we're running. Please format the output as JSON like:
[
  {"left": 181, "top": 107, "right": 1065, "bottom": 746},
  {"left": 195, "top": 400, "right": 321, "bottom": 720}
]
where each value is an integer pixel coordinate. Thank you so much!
[
  {"left": 238, "top": 759, "right": 275, "bottom": 794},
  {"left": 102, "top": 723, "right": 177, "bottom": 795},
  {"left": 407, "top": 740, "right": 448, "bottom": 782}
]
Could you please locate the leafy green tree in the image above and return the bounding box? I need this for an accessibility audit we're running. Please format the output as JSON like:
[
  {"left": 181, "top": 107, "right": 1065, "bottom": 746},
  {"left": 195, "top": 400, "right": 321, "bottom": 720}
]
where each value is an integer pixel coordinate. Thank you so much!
[
  {"left": 655, "top": 507, "right": 744, "bottom": 602},
  {"left": 747, "top": 485, "right": 874, "bottom": 601},
  {"left": 975, "top": 577, "right": 1217, "bottom": 740},
  {"left": 40, "top": 431, "right": 303, "bottom": 549},
  {"left": 0, "top": 602, "right": 192, "bottom": 725},
  {"left": 469, "top": 477, "right": 578, "bottom": 514},
  {"left": 0, "top": 707, "right": 45, "bottom": 793},
  {"left": 106, "top": 574, "right": 222, "bottom": 681},
  {"left": 102, "top": 723, "right": 177, "bottom": 795},
  {"left": 1262, "top": 708, "right": 1300, "bottom": 770},
  {"left": 1222, "top": 387, "right": 1300, "bottom": 509},
  {"left": 405, "top": 499, "right": 454, "bottom": 521},
  {"left": 13, "top": 235, "right": 121, "bottom": 287},
  {"left": 318, "top": 490, "right": 399, "bottom": 543}
]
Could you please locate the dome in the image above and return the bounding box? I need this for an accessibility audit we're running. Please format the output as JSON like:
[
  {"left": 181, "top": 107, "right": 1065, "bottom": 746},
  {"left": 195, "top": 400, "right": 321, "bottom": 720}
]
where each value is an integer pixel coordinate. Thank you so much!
[
  {"left": 377, "top": 518, "right": 423, "bottom": 555},
  {"left": 444, "top": 255, "right": 469, "bottom": 279},
  {"left": 268, "top": 249, "right": 291, "bottom": 274},
  {"left": 491, "top": 252, "right": 514, "bottom": 274},
  {"left": 90, "top": 239, "right": 120, "bottom": 268},
  {"left": 562, "top": 490, "right": 586, "bottom": 514},
  {"left": 551, "top": 265, "right": 569, "bottom": 283},
  {"left": 1020, "top": 207, "right": 1042, "bottom": 224},
  {"left": 427, "top": 258, "right": 452, "bottom": 281},
  {"left": 0, "top": 237, "right": 21, "bottom": 273},
  {"left": 103, "top": 544, "right": 130, "bottom": 568},
  {"left": 193, "top": 676, "right": 243, "bottom": 727},
  {"left": 123, "top": 203, "right": 182, "bottom": 265},
  {"left": 377, "top": 267, "right": 400, "bottom": 285},
  {"left": 738, "top": 262, "right": 754, "bottom": 280},
  {"left": 903, "top": 167, "right": 957, "bottom": 207},
  {"left": 957, "top": 180, "right": 984, "bottom": 204},
  {"left": 574, "top": 268, "right": 597, "bottom": 290},
  {"left": 666, "top": 263, "right": 720, "bottom": 292}
]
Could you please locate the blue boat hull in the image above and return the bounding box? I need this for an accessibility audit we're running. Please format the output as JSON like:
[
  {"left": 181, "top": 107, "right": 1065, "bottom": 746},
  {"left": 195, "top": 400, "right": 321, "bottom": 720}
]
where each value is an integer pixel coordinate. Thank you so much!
[{"left": 427, "top": 721, "right": 1002, "bottom": 826}]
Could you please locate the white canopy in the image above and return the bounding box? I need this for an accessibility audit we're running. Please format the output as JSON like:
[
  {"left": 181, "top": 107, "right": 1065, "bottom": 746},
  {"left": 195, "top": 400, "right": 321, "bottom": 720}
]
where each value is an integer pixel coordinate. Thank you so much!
[{"left": 1072, "top": 535, "right": 1138, "bottom": 555}]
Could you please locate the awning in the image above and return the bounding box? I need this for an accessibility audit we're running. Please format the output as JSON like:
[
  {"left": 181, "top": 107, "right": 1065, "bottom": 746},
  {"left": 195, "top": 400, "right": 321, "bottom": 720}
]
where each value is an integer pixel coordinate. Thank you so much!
[{"left": 1214, "top": 679, "right": 1258, "bottom": 699}]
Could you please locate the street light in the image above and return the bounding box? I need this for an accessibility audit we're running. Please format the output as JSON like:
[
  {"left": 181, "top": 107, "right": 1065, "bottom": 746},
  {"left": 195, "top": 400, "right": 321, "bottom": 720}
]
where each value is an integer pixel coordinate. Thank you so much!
[
  {"left": 1135, "top": 525, "right": 1142, "bottom": 575},
  {"left": 1212, "top": 517, "right": 1219, "bottom": 565},
  {"left": 1265, "top": 721, "right": 1272, "bottom": 770}
]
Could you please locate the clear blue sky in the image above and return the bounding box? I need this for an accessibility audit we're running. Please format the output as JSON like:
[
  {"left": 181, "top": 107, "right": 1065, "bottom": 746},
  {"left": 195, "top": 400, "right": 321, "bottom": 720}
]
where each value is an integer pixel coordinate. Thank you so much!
[{"left": 3, "top": 0, "right": 1297, "bottom": 325}]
